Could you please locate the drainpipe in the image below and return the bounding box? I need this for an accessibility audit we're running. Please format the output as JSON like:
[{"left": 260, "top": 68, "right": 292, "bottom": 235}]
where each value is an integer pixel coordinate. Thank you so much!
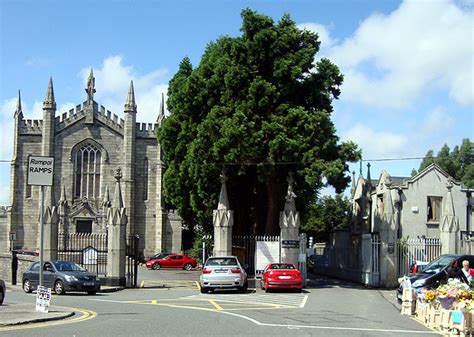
[{"left": 397, "top": 187, "right": 403, "bottom": 240}]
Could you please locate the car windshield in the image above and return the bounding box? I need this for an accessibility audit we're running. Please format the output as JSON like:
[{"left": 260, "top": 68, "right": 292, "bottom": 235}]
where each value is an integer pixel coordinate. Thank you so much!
[
  {"left": 271, "top": 264, "right": 295, "bottom": 270},
  {"left": 422, "top": 255, "right": 455, "bottom": 274},
  {"left": 152, "top": 253, "right": 169, "bottom": 259},
  {"left": 52, "top": 261, "right": 86, "bottom": 272},
  {"left": 206, "top": 258, "right": 238, "bottom": 266}
]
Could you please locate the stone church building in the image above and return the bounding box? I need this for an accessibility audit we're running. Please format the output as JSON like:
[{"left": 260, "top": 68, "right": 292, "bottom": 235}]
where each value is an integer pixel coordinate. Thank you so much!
[{"left": 4, "top": 71, "right": 182, "bottom": 258}]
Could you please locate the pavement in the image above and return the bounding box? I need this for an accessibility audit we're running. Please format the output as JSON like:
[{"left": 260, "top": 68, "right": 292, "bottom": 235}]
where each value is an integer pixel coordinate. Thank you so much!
[{"left": 0, "top": 282, "right": 123, "bottom": 327}]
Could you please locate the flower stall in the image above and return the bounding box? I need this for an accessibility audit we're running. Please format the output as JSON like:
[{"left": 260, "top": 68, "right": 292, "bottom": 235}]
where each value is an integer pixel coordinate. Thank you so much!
[{"left": 406, "top": 279, "right": 474, "bottom": 336}]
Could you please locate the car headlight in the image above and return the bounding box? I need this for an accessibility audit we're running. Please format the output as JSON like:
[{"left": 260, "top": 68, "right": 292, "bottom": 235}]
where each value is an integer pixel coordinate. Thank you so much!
[
  {"left": 64, "top": 275, "right": 78, "bottom": 282},
  {"left": 412, "top": 279, "right": 425, "bottom": 288}
]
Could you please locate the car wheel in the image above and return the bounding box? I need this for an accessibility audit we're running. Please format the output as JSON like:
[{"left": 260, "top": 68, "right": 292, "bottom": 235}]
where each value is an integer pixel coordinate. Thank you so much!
[
  {"left": 152, "top": 263, "right": 161, "bottom": 270},
  {"left": 200, "top": 287, "right": 207, "bottom": 294},
  {"left": 239, "top": 281, "right": 248, "bottom": 293},
  {"left": 54, "top": 280, "right": 65, "bottom": 295},
  {"left": 183, "top": 263, "right": 192, "bottom": 271},
  {"left": 0, "top": 288, "right": 4, "bottom": 305},
  {"left": 23, "top": 279, "right": 32, "bottom": 293},
  {"left": 87, "top": 291, "right": 97, "bottom": 295}
]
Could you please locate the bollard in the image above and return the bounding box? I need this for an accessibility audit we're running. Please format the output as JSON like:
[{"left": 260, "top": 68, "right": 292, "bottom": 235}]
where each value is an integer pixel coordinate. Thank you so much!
[{"left": 11, "top": 250, "right": 18, "bottom": 285}]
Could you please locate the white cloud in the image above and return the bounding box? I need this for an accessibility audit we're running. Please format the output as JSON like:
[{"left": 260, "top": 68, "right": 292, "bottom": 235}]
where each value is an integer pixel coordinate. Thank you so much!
[
  {"left": 297, "top": 22, "right": 336, "bottom": 53},
  {"left": 421, "top": 106, "right": 455, "bottom": 135},
  {"left": 342, "top": 123, "right": 409, "bottom": 159},
  {"left": 325, "top": 0, "right": 473, "bottom": 108},
  {"left": 81, "top": 55, "right": 169, "bottom": 122}
]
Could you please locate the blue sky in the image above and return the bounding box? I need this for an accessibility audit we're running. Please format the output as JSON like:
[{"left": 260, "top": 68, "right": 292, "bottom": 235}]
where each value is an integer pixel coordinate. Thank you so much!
[{"left": 0, "top": 0, "right": 472, "bottom": 205}]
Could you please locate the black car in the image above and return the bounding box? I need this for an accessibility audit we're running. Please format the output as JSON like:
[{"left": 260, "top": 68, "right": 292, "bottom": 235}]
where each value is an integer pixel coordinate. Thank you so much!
[
  {"left": 397, "top": 254, "right": 474, "bottom": 302},
  {"left": 22, "top": 260, "right": 101, "bottom": 295}
]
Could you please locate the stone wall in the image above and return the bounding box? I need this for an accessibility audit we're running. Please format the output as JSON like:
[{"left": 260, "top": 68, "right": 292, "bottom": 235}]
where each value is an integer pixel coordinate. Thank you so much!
[
  {"left": 0, "top": 207, "right": 8, "bottom": 251},
  {"left": 0, "top": 252, "right": 37, "bottom": 283}
]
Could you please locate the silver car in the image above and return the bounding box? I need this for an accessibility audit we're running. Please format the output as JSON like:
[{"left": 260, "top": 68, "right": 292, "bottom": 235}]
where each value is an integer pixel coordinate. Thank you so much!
[
  {"left": 0, "top": 279, "right": 5, "bottom": 305},
  {"left": 200, "top": 256, "right": 248, "bottom": 293}
]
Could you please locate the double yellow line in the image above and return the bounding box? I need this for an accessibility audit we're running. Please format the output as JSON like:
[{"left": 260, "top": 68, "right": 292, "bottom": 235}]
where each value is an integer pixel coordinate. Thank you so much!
[{"left": 0, "top": 306, "right": 97, "bottom": 331}]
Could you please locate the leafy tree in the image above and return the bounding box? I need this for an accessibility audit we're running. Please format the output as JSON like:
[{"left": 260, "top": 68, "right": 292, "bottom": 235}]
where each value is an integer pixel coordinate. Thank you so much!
[
  {"left": 158, "top": 9, "right": 360, "bottom": 236},
  {"left": 301, "top": 195, "right": 351, "bottom": 242},
  {"left": 413, "top": 139, "right": 473, "bottom": 187}
]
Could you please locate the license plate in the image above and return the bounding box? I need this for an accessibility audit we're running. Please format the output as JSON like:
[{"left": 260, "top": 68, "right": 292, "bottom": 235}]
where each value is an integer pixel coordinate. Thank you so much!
[
  {"left": 279, "top": 276, "right": 291, "bottom": 279},
  {"left": 83, "top": 282, "right": 94, "bottom": 286},
  {"left": 215, "top": 269, "right": 227, "bottom": 273}
]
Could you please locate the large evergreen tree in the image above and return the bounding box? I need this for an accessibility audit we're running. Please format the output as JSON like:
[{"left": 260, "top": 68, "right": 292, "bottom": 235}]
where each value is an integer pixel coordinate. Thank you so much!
[
  {"left": 158, "top": 9, "right": 360, "bottom": 236},
  {"left": 415, "top": 138, "right": 473, "bottom": 187}
]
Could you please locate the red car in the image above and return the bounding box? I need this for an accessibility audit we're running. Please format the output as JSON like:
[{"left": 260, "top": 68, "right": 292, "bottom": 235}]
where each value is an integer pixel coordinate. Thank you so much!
[
  {"left": 260, "top": 263, "right": 302, "bottom": 292},
  {"left": 145, "top": 254, "right": 197, "bottom": 271}
]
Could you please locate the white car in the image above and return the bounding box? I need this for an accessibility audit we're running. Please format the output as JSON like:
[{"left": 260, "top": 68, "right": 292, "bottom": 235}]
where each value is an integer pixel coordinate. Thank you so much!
[{"left": 200, "top": 256, "right": 248, "bottom": 293}]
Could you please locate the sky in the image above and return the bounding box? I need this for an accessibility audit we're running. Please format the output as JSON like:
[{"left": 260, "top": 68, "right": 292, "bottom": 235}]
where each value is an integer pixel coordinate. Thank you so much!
[{"left": 0, "top": 0, "right": 473, "bottom": 205}]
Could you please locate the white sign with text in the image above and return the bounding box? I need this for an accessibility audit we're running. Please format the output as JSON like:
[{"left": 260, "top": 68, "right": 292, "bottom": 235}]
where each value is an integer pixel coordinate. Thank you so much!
[
  {"left": 27, "top": 156, "right": 54, "bottom": 186},
  {"left": 35, "top": 286, "right": 51, "bottom": 313},
  {"left": 255, "top": 241, "right": 280, "bottom": 277}
]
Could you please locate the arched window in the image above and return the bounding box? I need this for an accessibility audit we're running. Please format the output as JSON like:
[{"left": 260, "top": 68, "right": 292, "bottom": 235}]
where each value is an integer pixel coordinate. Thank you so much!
[{"left": 74, "top": 143, "right": 101, "bottom": 199}]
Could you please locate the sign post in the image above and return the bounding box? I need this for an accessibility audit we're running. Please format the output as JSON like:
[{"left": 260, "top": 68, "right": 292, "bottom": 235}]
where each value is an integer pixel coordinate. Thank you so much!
[{"left": 27, "top": 155, "right": 54, "bottom": 288}]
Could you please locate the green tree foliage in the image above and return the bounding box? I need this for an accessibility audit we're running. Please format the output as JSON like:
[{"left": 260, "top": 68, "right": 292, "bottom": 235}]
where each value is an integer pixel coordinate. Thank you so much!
[
  {"left": 301, "top": 195, "right": 351, "bottom": 242},
  {"left": 157, "top": 9, "right": 360, "bottom": 235},
  {"left": 414, "top": 138, "right": 473, "bottom": 187}
]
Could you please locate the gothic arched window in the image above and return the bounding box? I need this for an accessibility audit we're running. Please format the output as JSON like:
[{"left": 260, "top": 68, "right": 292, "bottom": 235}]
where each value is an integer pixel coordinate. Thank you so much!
[{"left": 74, "top": 143, "right": 101, "bottom": 199}]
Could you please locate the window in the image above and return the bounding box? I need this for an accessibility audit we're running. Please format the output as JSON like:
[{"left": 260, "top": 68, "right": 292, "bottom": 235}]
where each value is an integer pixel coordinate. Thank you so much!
[
  {"left": 427, "top": 196, "right": 442, "bottom": 223},
  {"left": 74, "top": 143, "right": 101, "bottom": 199}
]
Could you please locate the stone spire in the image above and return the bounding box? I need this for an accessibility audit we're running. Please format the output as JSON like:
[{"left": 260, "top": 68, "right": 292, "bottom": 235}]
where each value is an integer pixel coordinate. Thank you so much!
[
  {"left": 102, "top": 186, "right": 111, "bottom": 208},
  {"left": 85, "top": 69, "right": 96, "bottom": 105},
  {"left": 113, "top": 168, "right": 124, "bottom": 208},
  {"left": 284, "top": 172, "right": 297, "bottom": 212},
  {"left": 351, "top": 171, "right": 356, "bottom": 196},
  {"left": 124, "top": 80, "right": 137, "bottom": 112},
  {"left": 15, "top": 90, "right": 22, "bottom": 118},
  {"left": 156, "top": 92, "right": 165, "bottom": 125},
  {"left": 217, "top": 170, "right": 230, "bottom": 210},
  {"left": 43, "top": 77, "right": 56, "bottom": 110},
  {"left": 59, "top": 184, "right": 68, "bottom": 207}
]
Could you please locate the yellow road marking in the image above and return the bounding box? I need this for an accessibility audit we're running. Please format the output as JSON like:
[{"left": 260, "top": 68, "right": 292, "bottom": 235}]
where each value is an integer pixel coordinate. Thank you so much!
[
  {"left": 151, "top": 300, "right": 158, "bottom": 304},
  {"left": 209, "top": 300, "right": 223, "bottom": 310},
  {"left": 140, "top": 280, "right": 145, "bottom": 288},
  {"left": 195, "top": 281, "right": 201, "bottom": 290},
  {"left": 0, "top": 306, "right": 97, "bottom": 331}
]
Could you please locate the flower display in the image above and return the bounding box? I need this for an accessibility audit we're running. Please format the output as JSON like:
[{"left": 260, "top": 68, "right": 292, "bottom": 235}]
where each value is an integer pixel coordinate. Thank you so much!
[{"left": 417, "top": 279, "right": 474, "bottom": 310}]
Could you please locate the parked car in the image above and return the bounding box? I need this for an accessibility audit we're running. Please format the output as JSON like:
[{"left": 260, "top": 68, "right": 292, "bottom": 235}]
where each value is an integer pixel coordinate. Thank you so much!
[
  {"left": 22, "top": 260, "right": 101, "bottom": 295},
  {"left": 396, "top": 254, "right": 474, "bottom": 302},
  {"left": 145, "top": 253, "right": 197, "bottom": 271},
  {"left": 260, "top": 262, "right": 302, "bottom": 293},
  {"left": 0, "top": 279, "right": 5, "bottom": 305},
  {"left": 409, "top": 260, "right": 429, "bottom": 274},
  {"left": 200, "top": 256, "right": 248, "bottom": 293}
]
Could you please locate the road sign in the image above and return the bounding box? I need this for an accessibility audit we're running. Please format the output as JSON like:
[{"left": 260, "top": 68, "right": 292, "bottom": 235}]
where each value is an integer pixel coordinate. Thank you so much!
[
  {"left": 281, "top": 240, "right": 299, "bottom": 249},
  {"left": 27, "top": 156, "right": 54, "bottom": 186}
]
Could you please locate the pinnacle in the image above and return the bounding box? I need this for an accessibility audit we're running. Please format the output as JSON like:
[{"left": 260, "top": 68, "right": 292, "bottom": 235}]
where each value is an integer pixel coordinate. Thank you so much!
[{"left": 124, "top": 80, "right": 137, "bottom": 112}]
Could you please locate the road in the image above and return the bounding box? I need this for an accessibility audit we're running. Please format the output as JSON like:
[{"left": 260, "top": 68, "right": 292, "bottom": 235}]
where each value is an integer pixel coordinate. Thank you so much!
[{"left": 0, "top": 267, "right": 439, "bottom": 337}]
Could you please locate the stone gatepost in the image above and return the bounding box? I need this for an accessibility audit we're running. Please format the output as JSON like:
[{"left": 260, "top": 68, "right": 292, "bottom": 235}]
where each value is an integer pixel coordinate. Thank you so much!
[
  {"left": 58, "top": 184, "right": 68, "bottom": 250},
  {"left": 279, "top": 173, "right": 300, "bottom": 267},
  {"left": 379, "top": 177, "right": 399, "bottom": 287},
  {"left": 43, "top": 203, "right": 59, "bottom": 260},
  {"left": 213, "top": 171, "right": 233, "bottom": 257},
  {"left": 106, "top": 168, "right": 127, "bottom": 286},
  {"left": 441, "top": 179, "right": 459, "bottom": 254}
]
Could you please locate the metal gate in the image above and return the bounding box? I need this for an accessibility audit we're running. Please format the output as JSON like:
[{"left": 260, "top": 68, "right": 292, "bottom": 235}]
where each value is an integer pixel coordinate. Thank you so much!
[
  {"left": 125, "top": 234, "right": 140, "bottom": 288},
  {"left": 57, "top": 232, "right": 108, "bottom": 276}
]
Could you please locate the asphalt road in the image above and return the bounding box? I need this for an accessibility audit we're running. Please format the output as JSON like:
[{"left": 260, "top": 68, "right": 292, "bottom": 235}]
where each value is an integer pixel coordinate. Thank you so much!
[{"left": 0, "top": 267, "right": 440, "bottom": 337}]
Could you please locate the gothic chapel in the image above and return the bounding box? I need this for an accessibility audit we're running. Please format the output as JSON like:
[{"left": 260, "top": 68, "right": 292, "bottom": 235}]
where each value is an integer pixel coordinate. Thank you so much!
[{"left": 7, "top": 70, "right": 182, "bottom": 258}]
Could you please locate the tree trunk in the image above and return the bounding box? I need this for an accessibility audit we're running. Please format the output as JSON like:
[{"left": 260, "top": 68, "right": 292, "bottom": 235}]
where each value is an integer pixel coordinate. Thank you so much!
[{"left": 264, "top": 172, "right": 280, "bottom": 235}]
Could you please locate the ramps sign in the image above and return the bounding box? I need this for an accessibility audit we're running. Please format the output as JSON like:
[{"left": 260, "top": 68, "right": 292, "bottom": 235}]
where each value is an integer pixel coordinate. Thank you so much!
[
  {"left": 27, "top": 156, "right": 54, "bottom": 186},
  {"left": 255, "top": 241, "right": 280, "bottom": 277}
]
